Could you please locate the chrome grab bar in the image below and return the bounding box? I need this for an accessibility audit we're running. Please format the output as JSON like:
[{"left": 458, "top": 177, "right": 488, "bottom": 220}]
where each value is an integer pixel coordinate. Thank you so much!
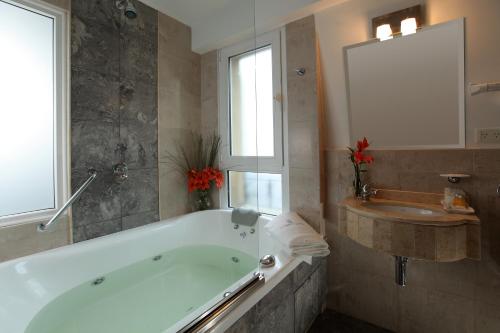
[
  {"left": 38, "top": 168, "right": 97, "bottom": 232},
  {"left": 179, "top": 273, "right": 265, "bottom": 333}
]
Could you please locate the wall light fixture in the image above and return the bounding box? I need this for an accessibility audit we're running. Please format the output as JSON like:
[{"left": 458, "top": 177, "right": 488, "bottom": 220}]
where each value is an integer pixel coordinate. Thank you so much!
[
  {"left": 376, "top": 24, "right": 393, "bottom": 41},
  {"left": 401, "top": 17, "right": 417, "bottom": 35},
  {"left": 372, "top": 5, "right": 423, "bottom": 41}
]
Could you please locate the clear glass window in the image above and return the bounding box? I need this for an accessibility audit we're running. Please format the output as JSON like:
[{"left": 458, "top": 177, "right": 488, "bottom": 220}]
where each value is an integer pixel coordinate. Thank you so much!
[
  {"left": 0, "top": 1, "right": 56, "bottom": 218},
  {"left": 229, "top": 46, "right": 274, "bottom": 157},
  {"left": 228, "top": 171, "right": 282, "bottom": 215}
]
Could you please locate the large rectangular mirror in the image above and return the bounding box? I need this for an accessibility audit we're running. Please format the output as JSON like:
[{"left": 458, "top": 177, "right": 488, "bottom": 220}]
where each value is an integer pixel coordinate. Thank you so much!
[{"left": 345, "top": 18, "right": 465, "bottom": 149}]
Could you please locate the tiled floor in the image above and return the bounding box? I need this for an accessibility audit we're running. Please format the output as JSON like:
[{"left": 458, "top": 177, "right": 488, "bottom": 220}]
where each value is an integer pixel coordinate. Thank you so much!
[{"left": 308, "top": 310, "right": 393, "bottom": 333}]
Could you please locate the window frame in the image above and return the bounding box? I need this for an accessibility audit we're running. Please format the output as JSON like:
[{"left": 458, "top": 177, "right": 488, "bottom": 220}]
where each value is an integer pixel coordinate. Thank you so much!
[
  {"left": 0, "top": 0, "right": 70, "bottom": 227},
  {"left": 218, "top": 30, "right": 287, "bottom": 214}
]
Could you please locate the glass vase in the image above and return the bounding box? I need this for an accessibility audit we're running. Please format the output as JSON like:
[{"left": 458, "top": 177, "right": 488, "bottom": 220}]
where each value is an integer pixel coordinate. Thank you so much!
[
  {"left": 353, "top": 164, "right": 362, "bottom": 198},
  {"left": 195, "top": 190, "right": 211, "bottom": 211}
]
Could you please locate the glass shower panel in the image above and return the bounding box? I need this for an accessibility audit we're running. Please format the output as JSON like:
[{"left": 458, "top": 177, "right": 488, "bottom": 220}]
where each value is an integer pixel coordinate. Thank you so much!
[{"left": 228, "top": 171, "right": 282, "bottom": 215}]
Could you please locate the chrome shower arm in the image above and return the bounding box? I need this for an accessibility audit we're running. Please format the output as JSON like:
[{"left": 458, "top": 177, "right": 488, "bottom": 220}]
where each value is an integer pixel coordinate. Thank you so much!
[{"left": 38, "top": 169, "right": 97, "bottom": 232}]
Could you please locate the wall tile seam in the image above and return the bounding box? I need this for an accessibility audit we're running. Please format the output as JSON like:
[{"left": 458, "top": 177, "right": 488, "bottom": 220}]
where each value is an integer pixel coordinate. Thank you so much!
[
  {"left": 294, "top": 264, "right": 324, "bottom": 293},
  {"left": 120, "top": 78, "right": 158, "bottom": 88},
  {"left": 71, "top": 66, "right": 120, "bottom": 81},
  {"left": 125, "top": 166, "right": 159, "bottom": 171},
  {"left": 122, "top": 209, "right": 159, "bottom": 218}
]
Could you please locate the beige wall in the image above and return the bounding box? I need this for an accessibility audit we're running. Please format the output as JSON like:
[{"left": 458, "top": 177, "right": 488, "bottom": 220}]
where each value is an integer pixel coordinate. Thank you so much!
[
  {"left": 200, "top": 50, "right": 221, "bottom": 208},
  {"left": 157, "top": 13, "right": 202, "bottom": 219},
  {"left": 0, "top": 217, "right": 70, "bottom": 262},
  {"left": 315, "top": 0, "right": 500, "bottom": 149},
  {"left": 286, "top": 16, "right": 324, "bottom": 232},
  {"left": 316, "top": 0, "right": 500, "bottom": 331},
  {"left": 326, "top": 149, "right": 500, "bottom": 332}
]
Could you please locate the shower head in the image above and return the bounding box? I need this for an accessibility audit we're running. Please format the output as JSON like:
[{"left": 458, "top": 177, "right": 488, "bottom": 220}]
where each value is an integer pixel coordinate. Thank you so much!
[
  {"left": 124, "top": 1, "right": 137, "bottom": 19},
  {"left": 116, "top": 0, "right": 137, "bottom": 19}
]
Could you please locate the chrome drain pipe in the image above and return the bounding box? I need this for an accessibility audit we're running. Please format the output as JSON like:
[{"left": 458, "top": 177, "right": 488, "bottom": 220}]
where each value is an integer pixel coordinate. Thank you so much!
[{"left": 395, "top": 256, "right": 409, "bottom": 286}]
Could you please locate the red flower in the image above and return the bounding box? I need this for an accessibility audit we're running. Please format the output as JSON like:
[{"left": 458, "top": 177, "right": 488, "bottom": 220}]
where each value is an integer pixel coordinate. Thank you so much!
[
  {"left": 187, "top": 167, "right": 224, "bottom": 192},
  {"left": 356, "top": 137, "right": 369, "bottom": 152},
  {"left": 353, "top": 151, "right": 364, "bottom": 164},
  {"left": 363, "top": 155, "right": 374, "bottom": 164},
  {"left": 214, "top": 170, "right": 224, "bottom": 189},
  {"left": 349, "top": 137, "right": 374, "bottom": 165}
]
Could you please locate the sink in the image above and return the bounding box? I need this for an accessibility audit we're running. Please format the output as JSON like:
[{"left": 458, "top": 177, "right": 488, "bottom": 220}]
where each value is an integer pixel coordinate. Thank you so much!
[
  {"left": 339, "top": 190, "right": 480, "bottom": 262},
  {"left": 363, "top": 202, "right": 445, "bottom": 217}
]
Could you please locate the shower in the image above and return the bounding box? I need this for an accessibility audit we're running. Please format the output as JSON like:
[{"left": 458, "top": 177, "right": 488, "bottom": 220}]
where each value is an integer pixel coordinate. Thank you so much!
[{"left": 116, "top": 0, "right": 137, "bottom": 19}]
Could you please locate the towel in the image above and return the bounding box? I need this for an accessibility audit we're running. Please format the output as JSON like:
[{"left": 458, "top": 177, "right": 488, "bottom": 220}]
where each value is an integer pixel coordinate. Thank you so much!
[{"left": 265, "top": 212, "right": 330, "bottom": 257}]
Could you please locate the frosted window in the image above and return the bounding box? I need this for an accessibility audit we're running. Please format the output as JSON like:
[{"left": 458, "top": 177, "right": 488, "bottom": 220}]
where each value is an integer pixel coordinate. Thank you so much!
[
  {"left": 229, "top": 171, "right": 282, "bottom": 215},
  {"left": 229, "top": 46, "right": 274, "bottom": 157},
  {"left": 0, "top": 1, "right": 55, "bottom": 217}
]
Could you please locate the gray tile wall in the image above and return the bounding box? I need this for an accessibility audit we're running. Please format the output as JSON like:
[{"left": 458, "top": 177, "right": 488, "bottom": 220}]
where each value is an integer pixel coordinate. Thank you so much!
[
  {"left": 326, "top": 149, "right": 500, "bottom": 332},
  {"left": 71, "top": 0, "right": 159, "bottom": 242},
  {"left": 226, "top": 258, "right": 328, "bottom": 333}
]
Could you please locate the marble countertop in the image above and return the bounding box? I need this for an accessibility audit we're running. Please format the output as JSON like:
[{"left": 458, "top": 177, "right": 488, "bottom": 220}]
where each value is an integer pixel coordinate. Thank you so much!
[{"left": 340, "top": 195, "right": 480, "bottom": 226}]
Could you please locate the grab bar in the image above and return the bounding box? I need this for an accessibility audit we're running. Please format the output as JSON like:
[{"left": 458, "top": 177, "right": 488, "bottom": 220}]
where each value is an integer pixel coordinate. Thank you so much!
[
  {"left": 38, "top": 168, "right": 97, "bottom": 232},
  {"left": 179, "top": 273, "right": 265, "bottom": 333}
]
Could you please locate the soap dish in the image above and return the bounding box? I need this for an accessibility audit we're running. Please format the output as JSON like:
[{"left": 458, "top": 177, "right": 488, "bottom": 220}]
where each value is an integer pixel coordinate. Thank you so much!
[
  {"left": 441, "top": 200, "right": 475, "bottom": 214},
  {"left": 440, "top": 174, "right": 471, "bottom": 184}
]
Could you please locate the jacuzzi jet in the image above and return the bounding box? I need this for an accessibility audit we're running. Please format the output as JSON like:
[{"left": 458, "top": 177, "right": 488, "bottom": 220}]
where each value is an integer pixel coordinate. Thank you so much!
[
  {"left": 92, "top": 277, "right": 105, "bottom": 286},
  {"left": 231, "top": 256, "right": 239, "bottom": 263},
  {"left": 223, "top": 291, "right": 232, "bottom": 298},
  {"left": 153, "top": 255, "right": 162, "bottom": 261}
]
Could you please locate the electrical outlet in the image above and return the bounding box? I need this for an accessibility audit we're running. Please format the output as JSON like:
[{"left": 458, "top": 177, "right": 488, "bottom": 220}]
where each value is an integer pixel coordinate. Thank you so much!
[{"left": 477, "top": 128, "right": 500, "bottom": 144}]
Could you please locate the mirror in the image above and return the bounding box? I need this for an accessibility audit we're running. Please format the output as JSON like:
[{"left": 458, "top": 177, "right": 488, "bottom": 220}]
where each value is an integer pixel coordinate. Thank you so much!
[{"left": 345, "top": 18, "right": 465, "bottom": 149}]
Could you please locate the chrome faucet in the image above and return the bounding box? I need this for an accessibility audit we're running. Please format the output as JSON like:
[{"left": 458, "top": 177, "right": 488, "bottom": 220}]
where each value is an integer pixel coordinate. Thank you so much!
[{"left": 361, "top": 184, "right": 378, "bottom": 201}]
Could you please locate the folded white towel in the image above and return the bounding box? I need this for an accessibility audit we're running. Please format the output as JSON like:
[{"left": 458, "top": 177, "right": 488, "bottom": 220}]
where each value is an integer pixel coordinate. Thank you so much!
[{"left": 265, "top": 212, "right": 329, "bottom": 257}]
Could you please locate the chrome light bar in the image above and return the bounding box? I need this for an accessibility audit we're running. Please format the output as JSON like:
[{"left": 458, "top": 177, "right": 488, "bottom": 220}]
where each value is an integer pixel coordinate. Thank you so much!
[{"left": 38, "top": 168, "right": 97, "bottom": 232}]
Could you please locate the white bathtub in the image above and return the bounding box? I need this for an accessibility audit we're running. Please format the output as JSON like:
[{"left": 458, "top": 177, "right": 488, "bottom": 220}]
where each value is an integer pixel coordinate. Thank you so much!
[{"left": 0, "top": 210, "right": 307, "bottom": 333}]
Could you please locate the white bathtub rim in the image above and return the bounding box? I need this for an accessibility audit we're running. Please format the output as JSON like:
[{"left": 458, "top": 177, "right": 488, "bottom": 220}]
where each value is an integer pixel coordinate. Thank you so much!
[{"left": 0, "top": 209, "right": 303, "bottom": 333}]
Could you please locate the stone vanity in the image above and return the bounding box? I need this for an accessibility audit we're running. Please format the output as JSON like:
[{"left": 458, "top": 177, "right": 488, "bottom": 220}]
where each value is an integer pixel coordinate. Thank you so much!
[{"left": 338, "top": 189, "right": 480, "bottom": 262}]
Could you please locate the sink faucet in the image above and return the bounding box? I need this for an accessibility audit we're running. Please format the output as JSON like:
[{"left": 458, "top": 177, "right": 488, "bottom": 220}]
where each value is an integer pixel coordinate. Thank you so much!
[{"left": 361, "top": 184, "right": 378, "bottom": 201}]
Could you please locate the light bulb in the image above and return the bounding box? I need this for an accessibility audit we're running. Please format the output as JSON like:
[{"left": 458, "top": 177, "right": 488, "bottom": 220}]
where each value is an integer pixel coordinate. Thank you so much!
[
  {"left": 401, "top": 17, "right": 417, "bottom": 35},
  {"left": 376, "top": 24, "right": 393, "bottom": 41}
]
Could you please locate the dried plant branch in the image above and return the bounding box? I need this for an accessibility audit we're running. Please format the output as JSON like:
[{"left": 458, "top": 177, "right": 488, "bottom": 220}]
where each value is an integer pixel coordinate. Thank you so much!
[{"left": 165, "top": 132, "right": 221, "bottom": 178}]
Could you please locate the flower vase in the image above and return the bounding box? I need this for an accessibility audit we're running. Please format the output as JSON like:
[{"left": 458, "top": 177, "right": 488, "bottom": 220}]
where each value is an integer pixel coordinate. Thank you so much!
[
  {"left": 353, "top": 165, "right": 362, "bottom": 198},
  {"left": 195, "top": 190, "right": 211, "bottom": 211}
]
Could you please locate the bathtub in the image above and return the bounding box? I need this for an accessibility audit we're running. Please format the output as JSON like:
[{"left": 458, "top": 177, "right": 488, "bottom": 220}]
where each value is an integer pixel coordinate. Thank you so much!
[{"left": 0, "top": 210, "right": 307, "bottom": 333}]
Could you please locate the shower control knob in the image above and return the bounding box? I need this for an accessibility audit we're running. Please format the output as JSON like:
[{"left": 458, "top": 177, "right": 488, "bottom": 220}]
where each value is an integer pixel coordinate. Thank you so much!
[{"left": 113, "top": 163, "right": 128, "bottom": 183}]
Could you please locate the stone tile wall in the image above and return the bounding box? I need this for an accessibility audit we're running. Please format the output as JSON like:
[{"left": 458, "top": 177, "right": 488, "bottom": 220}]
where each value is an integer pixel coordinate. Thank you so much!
[
  {"left": 286, "top": 16, "right": 324, "bottom": 233},
  {"left": 326, "top": 148, "right": 500, "bottom": 332},
  {"left": 226, "top": 258, "right": 328, "bottom": 333},
  {"left": 200, "top": 50, "right": 221, "bottom": 208},
  {"left": 157, "top": 13, "right": 201, "bottom": 219},
  {"left": 71, "top": 0, "right": 159, "bottom": 241}
]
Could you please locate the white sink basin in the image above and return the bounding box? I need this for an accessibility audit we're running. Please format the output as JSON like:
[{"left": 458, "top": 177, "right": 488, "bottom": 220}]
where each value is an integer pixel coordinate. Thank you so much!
[{"left": 363, "top": 203, "right": 445, "bottom": 217}]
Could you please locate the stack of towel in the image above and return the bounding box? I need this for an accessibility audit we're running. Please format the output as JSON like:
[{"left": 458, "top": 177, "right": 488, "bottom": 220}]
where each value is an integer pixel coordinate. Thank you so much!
[{"left": 265, "top": 212, "right": 330, "bottom": 257}]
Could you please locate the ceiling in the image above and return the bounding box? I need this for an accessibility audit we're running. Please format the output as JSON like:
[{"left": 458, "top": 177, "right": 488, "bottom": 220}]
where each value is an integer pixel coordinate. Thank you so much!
[
  {"left": 140, "top": 0, "right": 349, "bottom": 53},
  {"left": 140, "top": 0, "right": 235, "bottom": 27}
]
